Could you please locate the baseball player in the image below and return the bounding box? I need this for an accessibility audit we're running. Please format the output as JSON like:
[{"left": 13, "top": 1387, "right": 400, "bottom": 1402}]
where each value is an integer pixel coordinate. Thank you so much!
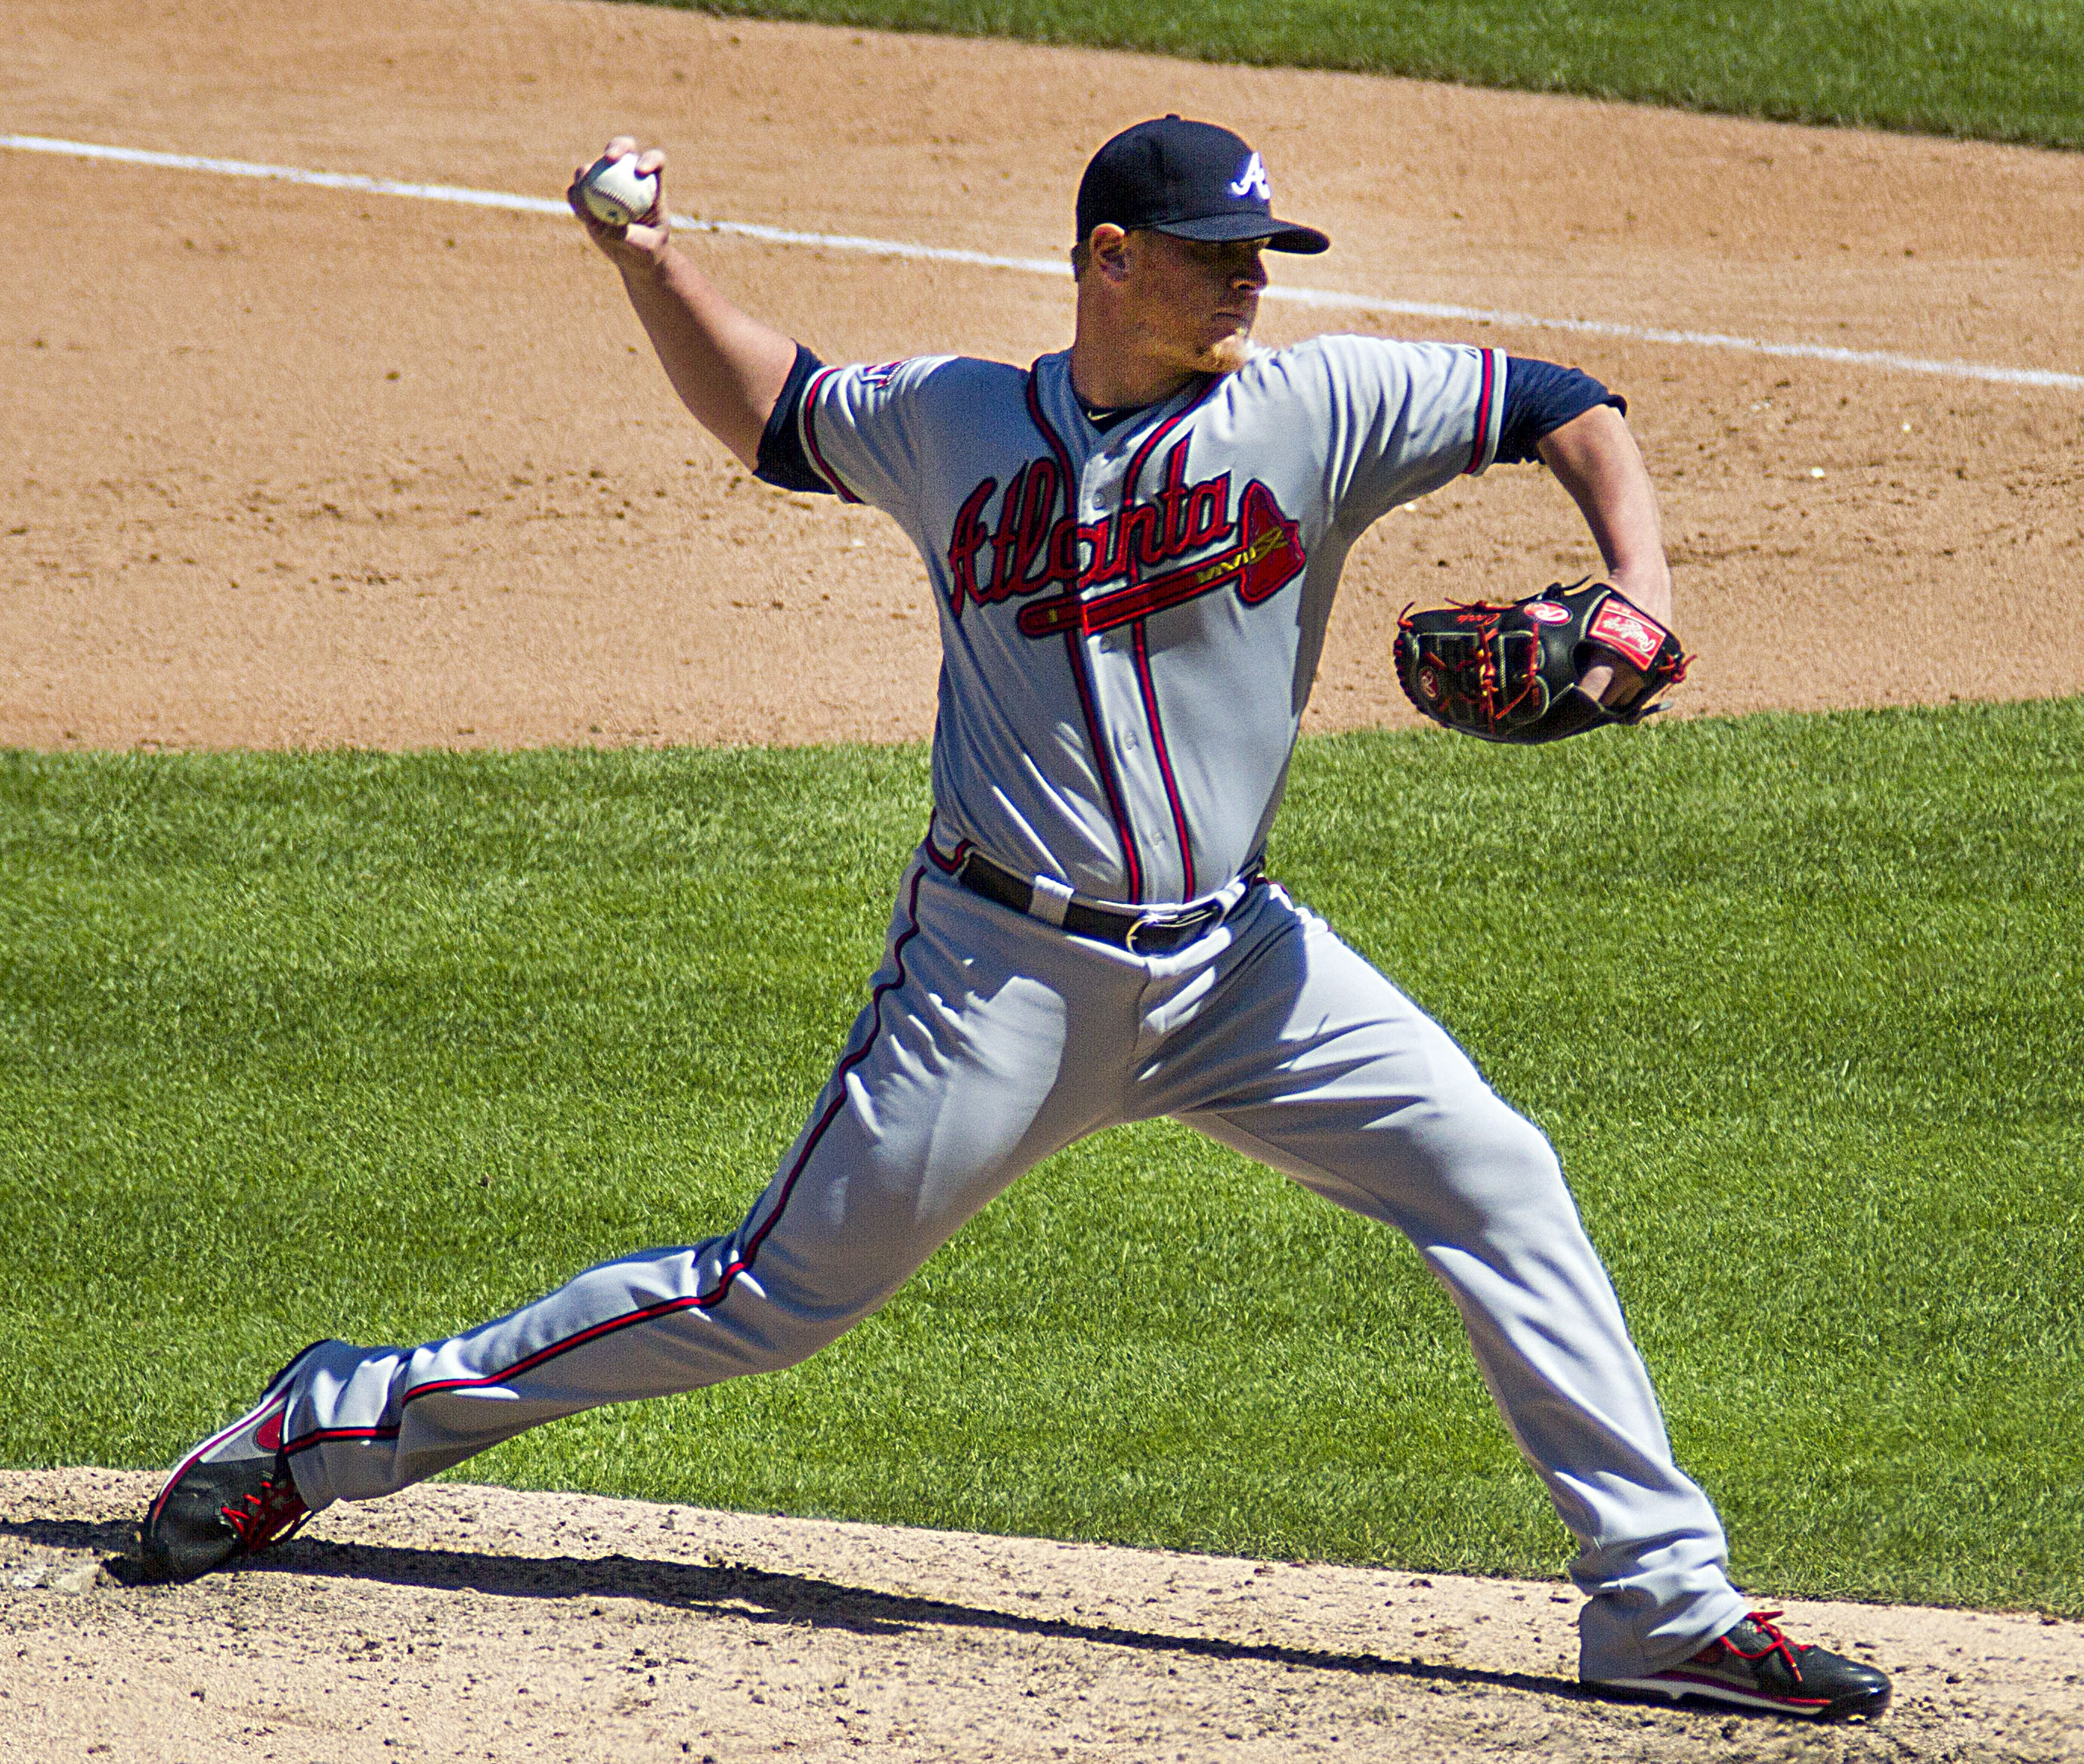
[{"left": 141, "top": 117, "right": 1888, "bottom": 1722}]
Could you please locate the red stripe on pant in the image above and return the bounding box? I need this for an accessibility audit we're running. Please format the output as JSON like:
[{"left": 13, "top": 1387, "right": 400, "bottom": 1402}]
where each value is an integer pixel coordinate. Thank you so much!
[{"left": 286, "top": 865, "right": 934, "bottom": 1456}]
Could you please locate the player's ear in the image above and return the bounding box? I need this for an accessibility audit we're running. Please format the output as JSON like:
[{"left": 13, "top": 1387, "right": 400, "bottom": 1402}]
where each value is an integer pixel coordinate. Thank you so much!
[{"left": 1085, "top": 224, "right": 1131, "bottom": 285}]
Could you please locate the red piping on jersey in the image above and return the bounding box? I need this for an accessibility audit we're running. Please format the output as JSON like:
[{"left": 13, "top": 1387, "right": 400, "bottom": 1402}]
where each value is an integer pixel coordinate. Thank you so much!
[
  {"left": 1463, "top": 349, "right": 1497, "bottom": 475},
  {"left": 1116, "top": 377, "right": 1222, "bottom": 902},
  {"left": 286, "top": 865, "right": 936, "bottom": 1455},
  {"left": 1129, "top": 618, "right": 1194, "bottom": 897},
  {"left": 1061, "top": 630, "right": 1143, "bottom": 902},
  {"left": 801, "top": 365, "right": 864, "bottom": 503},
  {"left": 1026, "top": 370, "right": 1145, "bottom": 902},
  {"left": 923, "top": 812, "right": 974, "bottom": 874},
  {"left": 1120, "top": 377, "right": 1220, "bottom": 516}
]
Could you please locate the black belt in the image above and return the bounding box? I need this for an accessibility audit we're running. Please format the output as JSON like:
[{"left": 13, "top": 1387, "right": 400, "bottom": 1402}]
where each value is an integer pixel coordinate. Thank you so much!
[{"left": 953, "top": 849, "right": 1260, "bottom": 955}]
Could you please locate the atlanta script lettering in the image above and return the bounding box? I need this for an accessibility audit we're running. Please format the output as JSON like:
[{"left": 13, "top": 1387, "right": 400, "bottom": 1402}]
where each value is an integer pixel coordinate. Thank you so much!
[{"left": 945, "top": 440, "right": 1306, "bottom": 639}]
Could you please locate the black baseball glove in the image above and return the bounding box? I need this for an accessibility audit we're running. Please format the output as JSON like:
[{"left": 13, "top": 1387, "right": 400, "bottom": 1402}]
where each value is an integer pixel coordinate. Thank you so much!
[{"left": 1393, "top": 578, "right": 1689, "bottom": 745}]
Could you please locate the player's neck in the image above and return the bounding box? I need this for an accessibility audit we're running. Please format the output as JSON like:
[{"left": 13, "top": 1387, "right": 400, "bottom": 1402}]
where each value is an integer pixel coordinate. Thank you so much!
[{"left": 1067, "top": 336, "right": 1204, "bottom": 413}]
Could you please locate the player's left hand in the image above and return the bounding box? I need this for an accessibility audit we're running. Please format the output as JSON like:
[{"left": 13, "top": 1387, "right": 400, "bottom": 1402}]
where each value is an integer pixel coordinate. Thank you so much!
[
  {"left": 1584, "top": 655, "right": 1648, "bottom": 710},
  {"left": 1578, "top": 560, "right": 1669, "bottom": 707},
  {"left": 1394, "top": 578, "right": 1689, "bottom": 744}
]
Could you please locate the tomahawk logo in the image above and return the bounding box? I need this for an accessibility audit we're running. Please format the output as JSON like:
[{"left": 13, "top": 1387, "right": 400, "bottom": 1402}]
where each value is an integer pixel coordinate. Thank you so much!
[{"left": 1227, "top": 152, "right": 1270, "bottom": 202}]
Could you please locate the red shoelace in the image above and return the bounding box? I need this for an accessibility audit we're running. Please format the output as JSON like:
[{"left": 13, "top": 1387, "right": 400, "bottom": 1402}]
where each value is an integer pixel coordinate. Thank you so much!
[
  {"left": 219, "top": 1478, "right": 309, "bottom": 1555},
  {"left": 1702, "top": 1609, "right": 1807, "bottom": 1681}
]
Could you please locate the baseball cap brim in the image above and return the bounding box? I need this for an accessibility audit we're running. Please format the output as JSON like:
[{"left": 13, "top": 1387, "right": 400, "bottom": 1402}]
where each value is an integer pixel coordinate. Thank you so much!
[{"left": 1155, "top": 212, "right": 1330, "bottom": 254}]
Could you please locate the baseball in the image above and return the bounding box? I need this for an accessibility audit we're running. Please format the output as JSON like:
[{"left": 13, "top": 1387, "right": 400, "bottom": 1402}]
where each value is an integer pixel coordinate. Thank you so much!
[{"left": 578, "top": 153, "right": 658, "bottom": 228}]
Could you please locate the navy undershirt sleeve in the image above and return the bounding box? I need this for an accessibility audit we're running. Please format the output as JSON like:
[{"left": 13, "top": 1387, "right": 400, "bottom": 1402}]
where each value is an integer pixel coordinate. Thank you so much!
[
  {"left": 1494, "top": 357, "right": 1627, "bottom": 466},
  {"left": 753, "top": 342, "right": 833, "bottom": 494}
]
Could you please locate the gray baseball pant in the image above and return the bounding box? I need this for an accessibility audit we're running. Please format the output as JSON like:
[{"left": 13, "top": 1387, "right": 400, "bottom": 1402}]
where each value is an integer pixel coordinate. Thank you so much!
[{"left": 279, "top": 849, "right": 1747, "bottom": 1679}]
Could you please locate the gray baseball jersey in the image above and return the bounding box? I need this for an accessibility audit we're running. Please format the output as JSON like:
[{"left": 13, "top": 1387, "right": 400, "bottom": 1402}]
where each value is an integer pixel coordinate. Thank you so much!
[{"left": 795, "top": 339, "right": 1505, "bottom": 904}]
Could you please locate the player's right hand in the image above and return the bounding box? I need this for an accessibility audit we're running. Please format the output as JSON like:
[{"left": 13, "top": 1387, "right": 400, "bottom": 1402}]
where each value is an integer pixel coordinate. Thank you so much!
[{"left": 569, "top": 138, "right": 671, "bottom": 271}]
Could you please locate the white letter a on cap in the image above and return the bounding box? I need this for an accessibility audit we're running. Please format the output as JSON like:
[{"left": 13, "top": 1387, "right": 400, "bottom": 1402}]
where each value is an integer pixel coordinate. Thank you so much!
[{"left": 1227, "top": 151, "right": 1270, "bottom": 200}]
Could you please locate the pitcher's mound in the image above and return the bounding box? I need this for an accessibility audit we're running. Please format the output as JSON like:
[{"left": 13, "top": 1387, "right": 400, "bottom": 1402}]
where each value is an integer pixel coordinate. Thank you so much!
[{"left": 1, "top": 1468, "right": 2077, "bottom": 1760}]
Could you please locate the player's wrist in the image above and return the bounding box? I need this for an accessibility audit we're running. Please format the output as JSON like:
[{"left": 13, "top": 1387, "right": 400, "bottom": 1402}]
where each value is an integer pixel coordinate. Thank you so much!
[
  {"left": 615, "top": 235, "right": 678, "bottom": 283},
  {"left": 1603, "top": 560, "right": 1673, "bottom": 623}
]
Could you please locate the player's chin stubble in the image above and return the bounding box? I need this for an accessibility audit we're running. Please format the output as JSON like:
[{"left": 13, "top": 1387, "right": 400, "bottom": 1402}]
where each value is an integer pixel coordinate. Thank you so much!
[
  {"left": 1196, "top": 332, "right": 1253, "bottom": 376},
  {"left": 1194, "top": 290, "right": 1259, "bottom": 376}
]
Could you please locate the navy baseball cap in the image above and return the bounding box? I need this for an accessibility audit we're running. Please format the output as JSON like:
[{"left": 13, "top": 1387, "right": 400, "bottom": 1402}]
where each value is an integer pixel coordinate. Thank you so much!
[{"left": 1076, "top": 116, "right": 1329, "bottom": 254}]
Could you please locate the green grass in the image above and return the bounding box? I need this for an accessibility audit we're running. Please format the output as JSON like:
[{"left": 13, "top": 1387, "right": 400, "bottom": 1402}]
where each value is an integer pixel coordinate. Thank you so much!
[
  {"left": 3, "top": 701, "right": 2082, "bottom": 1614},
  {"left": 646, "top": 0, "right": 2084, "bottom": 151}
]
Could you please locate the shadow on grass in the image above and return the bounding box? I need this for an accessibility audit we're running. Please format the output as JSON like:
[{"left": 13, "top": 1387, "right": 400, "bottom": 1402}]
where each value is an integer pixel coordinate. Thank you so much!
[{"left": 2, "top": 1513, "right": 1611, "bottom": 1707}]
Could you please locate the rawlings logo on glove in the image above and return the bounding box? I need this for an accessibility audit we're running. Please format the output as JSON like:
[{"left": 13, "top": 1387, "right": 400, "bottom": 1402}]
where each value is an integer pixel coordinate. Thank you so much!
[{"left": 1393, "top": 579, "right": 1689, "bottom": 745}]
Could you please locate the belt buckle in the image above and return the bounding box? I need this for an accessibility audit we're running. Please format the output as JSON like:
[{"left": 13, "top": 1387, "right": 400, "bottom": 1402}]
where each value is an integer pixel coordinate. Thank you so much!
[{"left": 1124, "top": 902, "right": 1217, "bottom": 956}]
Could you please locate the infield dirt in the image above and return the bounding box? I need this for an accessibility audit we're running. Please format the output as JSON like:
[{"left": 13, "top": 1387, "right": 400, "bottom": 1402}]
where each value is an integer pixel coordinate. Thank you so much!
[
  {"left": 6, "top": 1472, "right": 2084, "bottom": 1763},
  {"left": 4, "top": 0, "right": 2082, "bottom": 1758},
  {"left": 5, "top": 0, "right": 2083, "bottom": 750}
]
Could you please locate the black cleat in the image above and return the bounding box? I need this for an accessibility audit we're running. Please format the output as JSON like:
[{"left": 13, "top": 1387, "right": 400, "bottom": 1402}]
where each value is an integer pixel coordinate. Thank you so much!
[
  {"left": 137, "top": 1342, "right": 324, "bottom": 1583},
  {"left": 1596, "top": 1610, "right": 1891, "bottom": 1721}
]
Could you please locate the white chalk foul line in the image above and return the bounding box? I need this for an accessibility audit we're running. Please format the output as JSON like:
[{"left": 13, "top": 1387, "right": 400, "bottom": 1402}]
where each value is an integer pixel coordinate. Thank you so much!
[{"left": 8, "top": 131, "right": 2079, "bottom": 393}]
